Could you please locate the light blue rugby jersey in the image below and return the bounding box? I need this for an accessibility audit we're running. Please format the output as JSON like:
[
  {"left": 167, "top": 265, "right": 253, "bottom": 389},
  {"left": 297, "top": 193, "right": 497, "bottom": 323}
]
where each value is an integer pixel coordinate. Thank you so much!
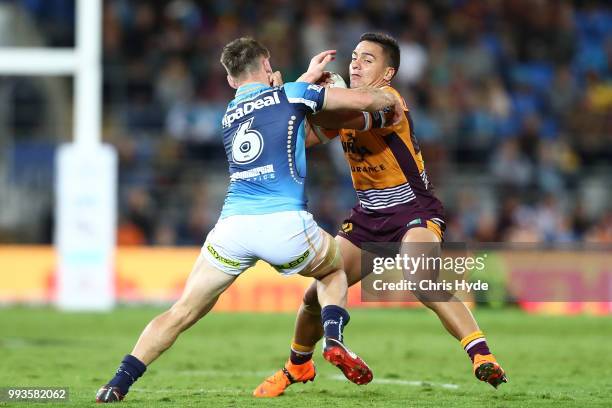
[{"left": 219, "top": 81, "right": 327, "bottom": 218}]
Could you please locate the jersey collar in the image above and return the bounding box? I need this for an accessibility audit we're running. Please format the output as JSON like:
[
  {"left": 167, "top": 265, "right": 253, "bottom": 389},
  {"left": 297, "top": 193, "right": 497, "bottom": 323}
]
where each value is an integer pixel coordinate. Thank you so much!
[{"left": 235, "top": 82, "right": 270, "bottom": 97}]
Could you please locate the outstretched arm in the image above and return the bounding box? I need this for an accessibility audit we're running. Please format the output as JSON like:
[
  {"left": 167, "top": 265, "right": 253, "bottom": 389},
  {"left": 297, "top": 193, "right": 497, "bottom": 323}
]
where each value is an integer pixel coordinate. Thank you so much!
[
  {"left": 305, "top": 107, "right": 396, "bottom": 147},
  {"left": 297, "top": 50, "right": 402, "bottom": 123},
  {"left": 323, "top": 86, "right": 401, "bottom": 124},
  {"left": 308, "top": 109, "right": 394, "bottom": 130}
]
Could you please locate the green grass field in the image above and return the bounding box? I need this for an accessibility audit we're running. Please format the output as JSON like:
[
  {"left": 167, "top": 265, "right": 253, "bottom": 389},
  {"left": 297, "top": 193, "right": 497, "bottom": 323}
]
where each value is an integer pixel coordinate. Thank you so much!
[{"left": 1, "top": 307, "right": 611, "bottom": 407}]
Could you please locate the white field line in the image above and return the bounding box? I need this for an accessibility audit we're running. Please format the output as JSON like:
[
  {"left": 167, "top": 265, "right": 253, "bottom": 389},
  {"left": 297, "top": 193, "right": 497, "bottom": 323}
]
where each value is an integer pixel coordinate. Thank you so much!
[
  {"left": 130, "top": 387, "right": 242, "bottom": 394},
  {"left": 329, "top": 374, "right": 459, "bottom": 389},
  {"left": 171, "top": 369, "right": 459, "bottom": 390},
  {"left": 174, "top": 370, "right": 273, "bottom": 377}
]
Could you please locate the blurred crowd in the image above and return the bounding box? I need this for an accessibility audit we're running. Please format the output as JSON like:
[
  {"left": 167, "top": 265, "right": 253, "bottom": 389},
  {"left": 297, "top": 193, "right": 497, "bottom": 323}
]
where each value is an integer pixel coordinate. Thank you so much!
[{"left": 4, "top": 0, "right": 612, "bottom": 245}]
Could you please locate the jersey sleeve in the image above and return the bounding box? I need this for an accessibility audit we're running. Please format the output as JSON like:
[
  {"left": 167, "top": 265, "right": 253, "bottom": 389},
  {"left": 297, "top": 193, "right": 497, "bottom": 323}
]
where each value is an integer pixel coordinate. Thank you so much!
[{"left": 283, "top": 82, "right": 327, "bottom": 114}]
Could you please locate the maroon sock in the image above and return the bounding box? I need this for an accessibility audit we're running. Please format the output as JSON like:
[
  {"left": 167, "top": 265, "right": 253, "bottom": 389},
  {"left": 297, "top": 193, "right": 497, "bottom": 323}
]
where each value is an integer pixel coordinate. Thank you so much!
[
  {"left": 290, "top": 348, "right": 313, "bottom": 365},
  {"left": 466, "top": 341, "right": 491, "bottom": 362}
]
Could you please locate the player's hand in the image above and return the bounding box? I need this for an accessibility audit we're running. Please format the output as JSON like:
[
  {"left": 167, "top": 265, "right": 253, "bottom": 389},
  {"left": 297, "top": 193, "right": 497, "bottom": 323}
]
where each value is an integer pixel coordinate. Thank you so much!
[
  {"left": 268, "top": 71, "right": 283, "bottom": 87},
  {"left": 307, "top": 50, "right": 336, "bottom": 80},
  {"left": 315, "top": 71, "right": 334, "bottom": 87},
  {"left": 297, "top": 50, "right": 336, "bottom": 83}
]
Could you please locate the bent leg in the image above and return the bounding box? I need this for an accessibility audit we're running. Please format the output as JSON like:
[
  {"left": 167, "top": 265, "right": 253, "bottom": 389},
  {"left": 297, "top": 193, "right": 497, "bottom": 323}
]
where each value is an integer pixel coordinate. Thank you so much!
[
  {"left": 253, "top": 232, "right": 373, "bottom": 397},
  {"left": 401, "top": 227, "right": 479, "bottom": 340},
  {"left": 97, "top": 253, "right": 237, "bottom": 402},
  {"left": 131, "top": 253, "right": 236, "bottom": 365},
  {"left": 294, "top": 235, "right": 363, "bottom": 347},
  {"left": 402, "top": 227, "right": 506, "bottom": 387},
  {"left": 298, "top": 230, "right": 350, "bottom": 344},
  {"left": 298, "top": 230, "right": 372, "bottom": 384}
]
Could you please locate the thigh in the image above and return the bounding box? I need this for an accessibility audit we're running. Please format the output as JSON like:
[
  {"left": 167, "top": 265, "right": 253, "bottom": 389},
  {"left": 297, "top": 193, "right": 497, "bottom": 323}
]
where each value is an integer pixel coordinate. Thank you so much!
[
  {"left": 176, "top": 252, "right": 237, "bottom": 315},
  {"left": 402, "top": 218, "right": 445, "bottom": 243},
  {"left": 401, "top": 227, "right": 442, "bottom": 272},
  {"left": 402, "top": 226, "right": 441, "bottom": 244},
  {"left": 300, "top": 234, "right": 364, "bottom": 307},
  {"left": 298, "top": 227, "right": 343, "bottom": 279},
  {"left": 401, "top": 227, "right": 448, "bottom": 301}
]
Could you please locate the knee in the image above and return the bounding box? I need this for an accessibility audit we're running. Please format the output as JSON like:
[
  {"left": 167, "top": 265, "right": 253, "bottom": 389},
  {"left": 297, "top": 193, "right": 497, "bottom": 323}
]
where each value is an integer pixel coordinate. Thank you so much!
[
  {"left": 168, "top": 303, "right": 200, "bottom": 330},
  {"left": 414, "top": 296, "right": 451, "bottom": 311},
  {"left": 402, "top": 227, "right": 440, "bottom": 243},
  {"left": 416, "top": 297, "right": 437, "bottom": 310},
  {"left": 412, "top": 291, "right": 443, "bottom": 311}
]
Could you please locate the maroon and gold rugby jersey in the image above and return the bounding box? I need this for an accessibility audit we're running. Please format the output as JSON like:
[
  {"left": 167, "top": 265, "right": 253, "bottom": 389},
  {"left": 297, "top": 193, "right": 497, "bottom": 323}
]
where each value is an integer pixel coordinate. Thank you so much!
[{"left": 331, "top": 86, "right": 443, "bottom": 215}]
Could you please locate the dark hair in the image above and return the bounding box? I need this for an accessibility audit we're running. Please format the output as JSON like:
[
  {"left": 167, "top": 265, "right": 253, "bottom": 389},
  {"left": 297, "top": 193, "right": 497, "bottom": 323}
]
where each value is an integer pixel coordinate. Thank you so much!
[
  {"left": 220, "top": 37, "right": 270, "bottom": 78},
  {"left": 359, "top": 32, "right": 400, "bottom": 74}
]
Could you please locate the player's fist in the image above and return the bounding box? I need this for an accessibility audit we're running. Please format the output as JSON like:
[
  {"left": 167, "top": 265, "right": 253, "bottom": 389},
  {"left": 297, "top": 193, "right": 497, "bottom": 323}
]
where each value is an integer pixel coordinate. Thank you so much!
[
  {"left": 316, "top": 71, "right": 347, "bottom": 89},
  {"left": 268, "top": 71, "right": 283, "bottom": 87},
  {"left": 315, "top": 71, "right": 333, "bottom": 87}
]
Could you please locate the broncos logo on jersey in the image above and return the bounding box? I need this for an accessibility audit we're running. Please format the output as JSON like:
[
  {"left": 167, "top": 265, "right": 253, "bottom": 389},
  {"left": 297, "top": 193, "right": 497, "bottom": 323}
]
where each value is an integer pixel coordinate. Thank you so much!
[{"left": 341, "top": 132, "right": 373, "bottom": 162}]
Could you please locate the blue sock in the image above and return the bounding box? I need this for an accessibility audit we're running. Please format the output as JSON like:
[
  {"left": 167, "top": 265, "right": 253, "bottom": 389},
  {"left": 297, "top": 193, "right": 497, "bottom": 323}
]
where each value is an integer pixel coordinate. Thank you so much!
[
  {"left": 107, "top": 354, "right": 147, "bottom": 395},
  {"left": 321, "top": 305, "right": 350, "bottom": 344}
]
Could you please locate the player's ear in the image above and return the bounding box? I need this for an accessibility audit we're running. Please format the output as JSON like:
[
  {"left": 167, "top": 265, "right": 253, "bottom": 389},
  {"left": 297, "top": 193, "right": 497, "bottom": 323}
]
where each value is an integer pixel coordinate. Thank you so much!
[
  {"left": 262, "top": 57, "right": 272, "bottom": 74},
  {"left": 383, "top": 67, "right": 396, "bottom": 82},
  {"left": 227, "top": 75, "right": 238, "bottom": 89}
]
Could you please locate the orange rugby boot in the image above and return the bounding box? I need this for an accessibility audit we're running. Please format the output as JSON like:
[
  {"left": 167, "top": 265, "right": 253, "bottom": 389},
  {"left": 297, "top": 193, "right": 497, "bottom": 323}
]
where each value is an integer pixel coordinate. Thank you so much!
[
  {"left": 473, "top": 353, "right": 508, "bottom": 388},
  {"left": 253, "top": 359, "right": 316, "bottom": 397}
]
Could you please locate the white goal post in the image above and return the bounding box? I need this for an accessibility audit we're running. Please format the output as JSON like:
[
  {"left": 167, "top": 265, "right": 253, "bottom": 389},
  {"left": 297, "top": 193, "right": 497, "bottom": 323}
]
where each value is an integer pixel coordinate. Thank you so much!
[
  {"left": 0, "top": 0, "right": 116, "bottom": 310},
  {"left": 0, "top": 0, "right": 101, "bottom": 145}
]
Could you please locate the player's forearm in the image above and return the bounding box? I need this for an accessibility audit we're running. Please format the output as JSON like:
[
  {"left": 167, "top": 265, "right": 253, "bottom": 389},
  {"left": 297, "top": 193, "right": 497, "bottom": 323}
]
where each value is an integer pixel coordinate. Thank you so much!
[
  {"left": 296, "top": 72, "right": 318, "bottom": 83},
  {"left": 325, "top": 87, "right": 394, "bottom": 113},
  {"left": 351, "top": 88, "right": 404, "bottom": 125},
  {"left": 358, "top": 87, "right": 396, "bottom": 112}
]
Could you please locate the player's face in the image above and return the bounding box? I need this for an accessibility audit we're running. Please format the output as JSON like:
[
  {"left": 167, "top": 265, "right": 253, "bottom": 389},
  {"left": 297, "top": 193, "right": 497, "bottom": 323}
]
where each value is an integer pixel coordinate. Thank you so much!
[{"left": 349, "top": 41, "right": 390, "bottom": 89}]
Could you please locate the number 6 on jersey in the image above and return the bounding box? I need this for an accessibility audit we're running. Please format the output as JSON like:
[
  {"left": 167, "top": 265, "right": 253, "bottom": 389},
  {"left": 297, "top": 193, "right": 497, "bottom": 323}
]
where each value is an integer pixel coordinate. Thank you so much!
[{"left": 231, "top": 118, "right": 264, "bottom": 164}]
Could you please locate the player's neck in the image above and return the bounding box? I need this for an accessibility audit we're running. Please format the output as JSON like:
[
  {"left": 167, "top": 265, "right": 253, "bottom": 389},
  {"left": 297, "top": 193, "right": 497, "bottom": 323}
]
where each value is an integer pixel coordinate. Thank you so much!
[
  {"left": 237, "top": 80, "right": 269, "bottom": 88},
  {"left": 371, "top": 78, "right": 391, "bottom": 89},
  {"left": 235, "top": 73, "right": 270, "bottom": 89},
  {"left": 355, "top": 78, "right": 391, "bottom": 90}
]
